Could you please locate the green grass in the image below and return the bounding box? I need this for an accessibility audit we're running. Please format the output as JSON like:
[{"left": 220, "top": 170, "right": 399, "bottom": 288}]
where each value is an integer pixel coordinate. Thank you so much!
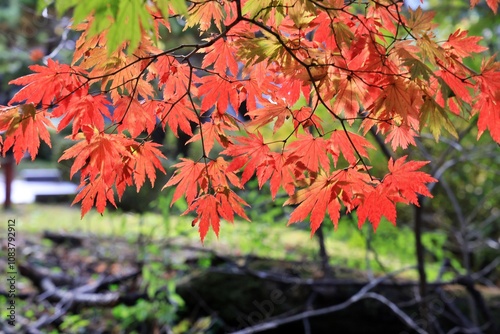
[{"left": 0, "top": 202, "right": 448, "bottom": 280}]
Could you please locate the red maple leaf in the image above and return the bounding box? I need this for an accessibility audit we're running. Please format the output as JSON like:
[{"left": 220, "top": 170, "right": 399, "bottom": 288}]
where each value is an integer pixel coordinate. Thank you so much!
[
  {"left": 485, "top": 0, "right": 500, "bottom": 13},
  {"left": 73, "top": 175, "right": 117, "bottom": 217},
  {"left": 246, "top": 99, "right": 290, "bottom": 133},
  {"left": 187, "top": 112, "right": 238, "bottom": 155},
  {"left": 382, "top": 156, "right": 436, "bottom": 205},
  {"left": 129, "top": 141, "right": 166, "bottom": 191},
  {"left": 476, "top": 96, "right": 500, "bottom": 144},
  {"left": 287, "top": 133, "right": 330, "bottom": 173},
  {"left": 153, "top": 56, "right": 191, "bottom": 98},
  {"left": 285, "top": 172, "right": 346, "bottom": 234},
  {"left": 264, "top": 152, "right": 301, "bottom": 199},
  {"left": 356, "top": 187, "right": 397, "bottom": 230},
  {"left": 201, "top": 38, "right": 239, "bottom": 76},
  {"left": 0, "top": 104, "right": 53, "bottom": 162},
  {"left": 470, "top": 0, "right": 500, "bottom": 13},
  {"left": 186, "top": 194, "right": 220, "bottom": 242},
  {"left": 435, "top": 69, "right": 473, "bottom": 104},
  {"left": 328, "top": 130, "right": 374, "bottom": 166},
  {"left": 9, "top": 59, "right": 85, "bottom": 107},
  {"left": 197, "top": 74, "right": 240, "bottom": 114},
  {"left": 474, "top": 57, "right": 500, "bottom": 143},
  {"left": 164, "top": 158, "right": 205, "bottom": 205},
  {"left": 144, "top": 98, "right": 199, "bottom": 138},
  {"left": 223, "top": 132, "right": 271, "bottom": 186},
  {"left": 59, "top": 132, "right": 134, "bottom": 181},
  {"left": 52, "top": 93, "right": 112, "bottom": 135},
  {"left": 184, "top": 189, "right": 250, "bottom": 243},
  {"left": 356, "top": 157, "right": 436, "bottom": 229},
  {"left": 215, "top": 187, "right": 250, "bottom": 223},
  {"left": 444, "top": 29, "right": 487, "bottom": 59},
  {"left": 113, "top": 96, "right": 157, "bottom": 137},
  {"left": 240, "top": 62, "right": 278, "bottom": 112},
  {"left": 58, "top": 133, "right": 143, "bottom": 213},
  {"left": 291, "top": 107, "right": 323, "bottom": 133}
]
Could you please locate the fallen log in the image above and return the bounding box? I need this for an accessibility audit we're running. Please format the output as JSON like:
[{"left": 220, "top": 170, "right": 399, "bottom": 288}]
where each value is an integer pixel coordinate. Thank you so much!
[{"left": 42, "top": 231, "right": 84, "bottom": 247}]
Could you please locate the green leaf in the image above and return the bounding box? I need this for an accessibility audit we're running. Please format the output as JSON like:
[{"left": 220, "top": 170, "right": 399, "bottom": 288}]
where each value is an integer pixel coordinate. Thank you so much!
[
  {"left": 402, "top": 58, "right": 433, "bottom": 81},
  {"left": 72, "top": 0, "right": 117, "bottom": 28},
  {"left": 107, "top": 0, "right": 153, "bottom": 54},
  {"left": 154, "top": 0, "right": 187, "bottom": 18},
  {"left": 48, "top": 0, "right": 156, "bottom": 54},
  {"left": 37, "top": 0, "right": 56, "bottom": 13},
  {"left": 236, "top": 32, "right": 283, "bottom": 65},
  {"left": 243, "top": 0, "right": 276, "bottom": 20},
  {"left": 420, "top": 98, "right": 458, "bottom": 141},
  {"left": 332, "top": 21, "right": 354, "bottom": 47}
]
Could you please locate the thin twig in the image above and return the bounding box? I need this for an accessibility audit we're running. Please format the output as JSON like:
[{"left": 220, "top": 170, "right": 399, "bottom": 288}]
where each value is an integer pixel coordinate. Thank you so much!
[{"left": 230, "top": 266, "right": 416, "bottom": 334}]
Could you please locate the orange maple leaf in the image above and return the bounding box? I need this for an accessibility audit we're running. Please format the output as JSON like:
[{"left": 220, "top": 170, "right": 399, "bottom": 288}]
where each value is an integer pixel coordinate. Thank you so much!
[
  {"left": 384, "top": 125, "right": 418, "bottom": 151},
  {"left": 186, "top": 0, "right": 225, "bottom": 33}
]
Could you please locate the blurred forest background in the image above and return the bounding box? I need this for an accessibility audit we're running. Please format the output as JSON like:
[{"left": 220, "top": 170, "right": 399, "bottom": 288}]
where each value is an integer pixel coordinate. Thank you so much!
[{"left": 0, "top": 0, "right": 499, "bottom": 333}]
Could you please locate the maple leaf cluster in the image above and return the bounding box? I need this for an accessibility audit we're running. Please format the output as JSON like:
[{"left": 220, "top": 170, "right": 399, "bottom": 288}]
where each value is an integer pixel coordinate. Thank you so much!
[{"left": 1, "top": 0, "right": 499, "bottom": 242}]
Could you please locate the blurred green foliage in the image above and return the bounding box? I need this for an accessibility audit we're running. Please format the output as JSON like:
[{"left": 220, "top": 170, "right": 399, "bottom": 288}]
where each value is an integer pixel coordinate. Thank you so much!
[{"left": 1, "top": 0, "right": 46, "bottom": 102}]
